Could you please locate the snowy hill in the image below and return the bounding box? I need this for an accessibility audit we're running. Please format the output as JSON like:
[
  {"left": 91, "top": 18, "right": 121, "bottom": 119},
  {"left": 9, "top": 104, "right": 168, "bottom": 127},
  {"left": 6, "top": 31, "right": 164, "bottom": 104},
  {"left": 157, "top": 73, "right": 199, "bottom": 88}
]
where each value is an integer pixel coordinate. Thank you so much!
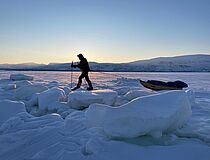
[
  {"left": 0, "top": 63, "right": 44, "bottom": 69},
  {"left": 0, "top": 54, "right": 210, "bottom": 72},
  {"left": 90, "top": 54, "right": 210, "bottom": 72},
  {"left": 126, "top": 54, "right": 210, "bottom": 72}
]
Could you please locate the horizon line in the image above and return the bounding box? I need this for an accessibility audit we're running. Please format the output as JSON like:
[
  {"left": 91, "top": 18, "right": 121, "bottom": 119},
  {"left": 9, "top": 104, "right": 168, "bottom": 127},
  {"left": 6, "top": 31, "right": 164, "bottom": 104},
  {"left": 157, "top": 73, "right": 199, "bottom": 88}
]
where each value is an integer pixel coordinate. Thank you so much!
[{"left": 1, "top": 53, "right": 210, "bottom": 65}]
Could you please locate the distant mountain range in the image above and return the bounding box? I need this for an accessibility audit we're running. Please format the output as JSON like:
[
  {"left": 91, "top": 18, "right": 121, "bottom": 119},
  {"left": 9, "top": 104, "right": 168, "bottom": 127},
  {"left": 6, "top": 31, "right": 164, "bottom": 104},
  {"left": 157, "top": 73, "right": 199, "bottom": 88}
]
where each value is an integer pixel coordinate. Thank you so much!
[{"left": 0, "top": 54, "right": 210, "bottom": 72}]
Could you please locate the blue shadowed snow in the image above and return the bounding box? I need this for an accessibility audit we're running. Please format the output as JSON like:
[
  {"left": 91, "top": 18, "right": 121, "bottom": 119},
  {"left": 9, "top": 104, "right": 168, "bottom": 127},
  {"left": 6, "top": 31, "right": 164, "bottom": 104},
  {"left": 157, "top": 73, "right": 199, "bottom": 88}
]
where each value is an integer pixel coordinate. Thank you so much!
[{"left": 0, "top": 71, "right": 210, "bottom": 160}]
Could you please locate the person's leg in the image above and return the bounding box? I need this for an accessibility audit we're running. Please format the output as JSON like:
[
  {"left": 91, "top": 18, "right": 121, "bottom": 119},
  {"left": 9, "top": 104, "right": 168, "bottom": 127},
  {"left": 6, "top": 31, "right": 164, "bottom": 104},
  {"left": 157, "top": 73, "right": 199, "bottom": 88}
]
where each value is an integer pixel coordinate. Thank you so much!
[
  {"left": 72, "top": 73, "right": 85, "bottom": 91},
  {"left": 85, "top": 72, "right": 93, "bottom": 90}
]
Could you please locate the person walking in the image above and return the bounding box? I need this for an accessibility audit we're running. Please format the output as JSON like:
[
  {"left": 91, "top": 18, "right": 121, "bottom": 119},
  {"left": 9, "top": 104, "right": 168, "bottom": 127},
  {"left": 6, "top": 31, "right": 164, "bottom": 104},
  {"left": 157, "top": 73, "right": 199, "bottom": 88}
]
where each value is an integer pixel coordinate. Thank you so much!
[{"left": 71, "top": 54, "right": 93, "bottom": 91}]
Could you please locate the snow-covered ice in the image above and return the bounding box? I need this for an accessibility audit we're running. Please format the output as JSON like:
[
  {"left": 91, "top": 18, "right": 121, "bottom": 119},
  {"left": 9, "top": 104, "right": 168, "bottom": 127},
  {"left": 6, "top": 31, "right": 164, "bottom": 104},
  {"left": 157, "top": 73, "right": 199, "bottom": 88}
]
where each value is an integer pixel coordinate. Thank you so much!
[
  {"left": 0, "top": 100, "right": 26, "bottom": 126},
  {"left": 1, "top": 84, "right": 16, "bottom": 90},
  {"left": 124, "top": 89, "right": 154, "bottom": 101},
  {"left": 38, "top": 87, "right": 66, "bottom": 111},
  {"left": 13, "top": 80, "right": 32, "bottom": 88},
  {"left": 10, "top": 73, "right": 33, "bottom": 81},
  {"left": 15, "top": 84, "right": 48, "bottom": 100},
  {"left": 86, "top": 90, "right": 192, "bottom": 138},
  {"left": 68, "top": 89, "right": 118, "bottom": 109},
  {"left": 0, "top": 71, "right": 210, "bottom": 160}
]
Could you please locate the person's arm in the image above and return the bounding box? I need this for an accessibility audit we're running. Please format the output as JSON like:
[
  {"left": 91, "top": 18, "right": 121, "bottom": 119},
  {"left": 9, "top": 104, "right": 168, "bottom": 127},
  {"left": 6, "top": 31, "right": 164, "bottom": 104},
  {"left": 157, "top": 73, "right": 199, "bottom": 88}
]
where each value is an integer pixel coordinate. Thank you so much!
[
  {"left": 77, "top": 60, "right": 88, "bottom": 70},
  {"left": 71, "top": 62, "right": 78, "bottom": 68},
  {"left": 77, "top": 62, "right": 82, "bottom": 69}
]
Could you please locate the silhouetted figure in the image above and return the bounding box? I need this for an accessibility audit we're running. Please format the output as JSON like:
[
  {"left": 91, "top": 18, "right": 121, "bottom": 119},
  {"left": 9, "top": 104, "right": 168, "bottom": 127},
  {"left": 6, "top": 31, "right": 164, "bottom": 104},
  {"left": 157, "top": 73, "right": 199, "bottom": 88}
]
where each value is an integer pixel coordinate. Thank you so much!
[{"left": 71, "top": 54, "right": 93, "bottom": 91}]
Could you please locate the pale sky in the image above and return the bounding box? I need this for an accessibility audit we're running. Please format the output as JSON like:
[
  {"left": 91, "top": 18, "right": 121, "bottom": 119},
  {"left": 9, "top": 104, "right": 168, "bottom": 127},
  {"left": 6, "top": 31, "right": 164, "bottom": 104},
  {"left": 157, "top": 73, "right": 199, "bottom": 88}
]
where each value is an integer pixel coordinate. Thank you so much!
[{"left": 0, "top": 0, "right": 210, "bottom": 64}]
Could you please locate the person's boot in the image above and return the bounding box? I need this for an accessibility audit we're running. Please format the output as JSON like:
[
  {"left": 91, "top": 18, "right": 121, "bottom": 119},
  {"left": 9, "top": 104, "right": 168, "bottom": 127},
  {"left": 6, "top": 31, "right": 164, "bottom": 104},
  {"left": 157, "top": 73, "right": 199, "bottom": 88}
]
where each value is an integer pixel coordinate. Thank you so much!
[
  {"left": 87, "top": 82, "right": 93, "bottom": 91},
  {"left": 71, "top": 83, "right": 81, "bottom": 91},
  {"left": 71, "top": 86, "right": 80, "bottom": 91}
]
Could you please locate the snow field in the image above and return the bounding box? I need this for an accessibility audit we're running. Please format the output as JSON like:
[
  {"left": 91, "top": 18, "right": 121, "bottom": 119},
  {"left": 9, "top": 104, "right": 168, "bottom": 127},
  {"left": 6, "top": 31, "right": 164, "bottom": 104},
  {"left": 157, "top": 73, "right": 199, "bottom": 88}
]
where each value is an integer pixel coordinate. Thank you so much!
[{"left": 0, "top": 73, "right": 209, "bottom": 160}]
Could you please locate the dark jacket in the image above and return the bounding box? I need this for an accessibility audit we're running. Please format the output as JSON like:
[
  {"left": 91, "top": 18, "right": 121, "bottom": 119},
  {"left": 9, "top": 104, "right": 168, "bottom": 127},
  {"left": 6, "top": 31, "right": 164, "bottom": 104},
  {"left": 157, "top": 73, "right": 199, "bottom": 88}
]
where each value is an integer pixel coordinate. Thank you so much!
[{"left": 73, "top": 58, "right": 90, "bottom": 72}]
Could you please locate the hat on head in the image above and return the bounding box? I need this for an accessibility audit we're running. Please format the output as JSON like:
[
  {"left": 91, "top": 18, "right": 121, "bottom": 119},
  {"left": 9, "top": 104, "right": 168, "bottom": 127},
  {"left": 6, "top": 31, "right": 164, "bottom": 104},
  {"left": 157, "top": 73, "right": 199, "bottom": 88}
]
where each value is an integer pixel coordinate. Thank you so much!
[{"left": 77, "top": 53, "right": 84, "bottom": 59}]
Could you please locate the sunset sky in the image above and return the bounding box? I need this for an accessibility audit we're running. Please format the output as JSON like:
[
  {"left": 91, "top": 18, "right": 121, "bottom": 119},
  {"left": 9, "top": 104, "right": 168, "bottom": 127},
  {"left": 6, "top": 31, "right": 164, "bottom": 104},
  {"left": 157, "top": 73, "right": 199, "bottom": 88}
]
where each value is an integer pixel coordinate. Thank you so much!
[{"left": 0, "top": 0, "right": 210, "bottom": 64}]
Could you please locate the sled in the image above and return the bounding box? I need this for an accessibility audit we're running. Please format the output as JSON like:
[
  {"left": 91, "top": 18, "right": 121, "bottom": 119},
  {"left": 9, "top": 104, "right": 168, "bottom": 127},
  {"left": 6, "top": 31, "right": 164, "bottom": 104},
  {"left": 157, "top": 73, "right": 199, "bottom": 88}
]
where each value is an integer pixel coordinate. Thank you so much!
[{"left": 139, "top": 79, "right": 188, "bottom": 91}]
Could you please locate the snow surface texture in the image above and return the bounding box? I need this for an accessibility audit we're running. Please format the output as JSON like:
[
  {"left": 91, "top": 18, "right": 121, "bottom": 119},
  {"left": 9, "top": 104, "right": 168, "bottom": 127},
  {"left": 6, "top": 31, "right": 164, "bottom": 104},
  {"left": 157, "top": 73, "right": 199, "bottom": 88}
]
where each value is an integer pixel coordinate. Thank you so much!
[
  {"left": 38, "top": 87, "right": 66, "bottom": 111},
  {"left": 1, "top": 84, "right": 16, "bottom": 90},
  {"left": 10, "top": 73, "right": 33, "bottom": 81},
  {"left": 15, "top": 84, "right": 48, "bottom": 100},
  {"left": 124, "top": 89, "right": 154, "bottom": 101},
  {"left": 0, "top": 72, "right": 210, "bottom": 160},
  {"left": 14, "top": 80, "right": 32, "bottom": 88},
  {"left": 86, "top": 90, "right": 192, "bottom": 138},
  {"left": 0, "top": 100, "right": 26, "bottom": 126},
  {"left": 68, "top": 89, "right": 118, "bottom": 109}
]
